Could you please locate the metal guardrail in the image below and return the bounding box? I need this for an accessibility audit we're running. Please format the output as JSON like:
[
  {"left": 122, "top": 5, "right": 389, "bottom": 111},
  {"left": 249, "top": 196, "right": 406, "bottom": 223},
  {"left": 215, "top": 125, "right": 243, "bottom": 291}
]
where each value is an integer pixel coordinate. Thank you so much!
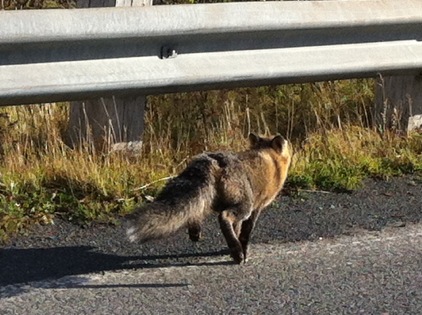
[{"left": 0, "top": 0, "right": 422, "bottom": 106}]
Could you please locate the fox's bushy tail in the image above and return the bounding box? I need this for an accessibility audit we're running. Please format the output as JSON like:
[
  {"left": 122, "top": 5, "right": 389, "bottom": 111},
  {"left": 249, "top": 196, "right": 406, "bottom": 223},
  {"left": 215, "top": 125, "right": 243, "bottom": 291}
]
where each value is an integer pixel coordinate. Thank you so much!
[{"left": 126, "top": 154, "right": 218, "bottom": 243}]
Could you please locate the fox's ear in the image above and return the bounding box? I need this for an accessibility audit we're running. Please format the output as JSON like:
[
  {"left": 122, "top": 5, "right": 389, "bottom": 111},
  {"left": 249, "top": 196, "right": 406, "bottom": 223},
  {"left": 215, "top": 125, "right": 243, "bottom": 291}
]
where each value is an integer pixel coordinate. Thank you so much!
[
  {"left": 271, "top": 135, "right": 285, "bottom": 152},
  {"left": 248, "top": 133, "right": 260, "bottom": 147}
]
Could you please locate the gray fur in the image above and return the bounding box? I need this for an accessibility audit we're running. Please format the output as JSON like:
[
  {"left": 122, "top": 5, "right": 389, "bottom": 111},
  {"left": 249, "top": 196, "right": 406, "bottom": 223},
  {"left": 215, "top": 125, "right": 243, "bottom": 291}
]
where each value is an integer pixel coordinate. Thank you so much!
[{"left": 126, "top": 154, "right": 219, "bottom": 242}]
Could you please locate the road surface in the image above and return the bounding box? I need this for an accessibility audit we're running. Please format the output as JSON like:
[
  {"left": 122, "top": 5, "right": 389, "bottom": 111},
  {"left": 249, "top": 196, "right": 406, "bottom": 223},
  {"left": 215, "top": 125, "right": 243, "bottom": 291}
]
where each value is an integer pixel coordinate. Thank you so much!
[{"left": 1, "top": 176, "right": 422, "bottom": 314}]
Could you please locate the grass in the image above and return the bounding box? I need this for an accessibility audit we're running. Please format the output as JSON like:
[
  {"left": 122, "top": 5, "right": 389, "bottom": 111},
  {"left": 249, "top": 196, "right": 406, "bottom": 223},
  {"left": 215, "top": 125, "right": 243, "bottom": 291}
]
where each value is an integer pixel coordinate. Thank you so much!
[
  {"left": 1, "top": 0, "right": 75, "bottom": 10},
  {"left": 1, "top": 79, "right": 422, "bottom": 242},
  {"left": 290, "top": 126, "right": 422, "bottom": 192}
]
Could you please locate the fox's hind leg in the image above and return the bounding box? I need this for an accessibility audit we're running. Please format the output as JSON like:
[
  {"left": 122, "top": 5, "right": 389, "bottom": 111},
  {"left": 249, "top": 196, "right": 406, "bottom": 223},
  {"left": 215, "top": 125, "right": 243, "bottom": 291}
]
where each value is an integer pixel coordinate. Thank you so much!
[{"left": 188, "top": 221, "right": 202, "bottom": 242}]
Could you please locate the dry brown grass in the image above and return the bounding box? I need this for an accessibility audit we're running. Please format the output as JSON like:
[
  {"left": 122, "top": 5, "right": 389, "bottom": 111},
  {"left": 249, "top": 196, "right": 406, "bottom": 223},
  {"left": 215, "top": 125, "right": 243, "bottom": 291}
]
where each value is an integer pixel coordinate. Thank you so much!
[{"left": 1, "top": 80, "right": 422, "bottom": 241}]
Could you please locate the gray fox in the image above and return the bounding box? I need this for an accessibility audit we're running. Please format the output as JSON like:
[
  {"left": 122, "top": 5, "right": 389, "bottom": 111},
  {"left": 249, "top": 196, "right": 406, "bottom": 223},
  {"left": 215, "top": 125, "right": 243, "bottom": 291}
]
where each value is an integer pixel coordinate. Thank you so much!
[{"left": 126, "top": 133, "right": 292, "bottom": 264}]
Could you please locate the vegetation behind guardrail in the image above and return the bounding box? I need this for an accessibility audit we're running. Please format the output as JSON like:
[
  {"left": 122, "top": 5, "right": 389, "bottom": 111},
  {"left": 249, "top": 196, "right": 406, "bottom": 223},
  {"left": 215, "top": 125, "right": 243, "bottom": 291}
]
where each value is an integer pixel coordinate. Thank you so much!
[{"left": 2, "top": 79, "right": 422, "bottom": 242}]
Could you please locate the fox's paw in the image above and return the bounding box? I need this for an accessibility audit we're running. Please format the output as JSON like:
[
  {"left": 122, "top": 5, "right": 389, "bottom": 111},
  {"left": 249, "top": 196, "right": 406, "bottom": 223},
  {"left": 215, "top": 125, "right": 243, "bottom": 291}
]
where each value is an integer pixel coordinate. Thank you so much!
[
  {"left": 189, "top": 232, "right": 202, "bottom": 242},
  {"left": 230, "top": 249, "right": 245, "bottom": 264},
  {"left": 188, "top": 227, "right": 202, "bottom": 242}
]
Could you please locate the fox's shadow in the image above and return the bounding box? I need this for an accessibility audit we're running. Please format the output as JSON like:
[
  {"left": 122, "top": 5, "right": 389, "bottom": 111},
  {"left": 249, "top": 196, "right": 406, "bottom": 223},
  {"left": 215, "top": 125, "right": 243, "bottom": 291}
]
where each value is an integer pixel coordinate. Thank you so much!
[
  {"left": 0, "top": 246, "right": 230, "bottom": 287},
  {"left": 0, "top": 246, "right": 229, "bottom": 290}
]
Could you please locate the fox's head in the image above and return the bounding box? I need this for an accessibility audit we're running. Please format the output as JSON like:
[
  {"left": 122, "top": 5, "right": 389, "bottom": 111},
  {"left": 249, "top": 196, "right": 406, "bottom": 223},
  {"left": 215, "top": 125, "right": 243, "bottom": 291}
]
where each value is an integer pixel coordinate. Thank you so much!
[
  {"left": 248, "top": 132, "right": 292, "bottom": 185},
  {"left": 248, "top": 133, "right": 291, "bottom": 157}
]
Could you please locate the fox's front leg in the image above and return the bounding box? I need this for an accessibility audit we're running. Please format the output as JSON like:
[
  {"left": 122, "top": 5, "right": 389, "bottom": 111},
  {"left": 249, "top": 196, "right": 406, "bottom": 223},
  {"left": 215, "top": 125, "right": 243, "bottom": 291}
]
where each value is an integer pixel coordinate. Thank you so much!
[{"left": 239, "top": 208, "right": 262, "bottom": 262}]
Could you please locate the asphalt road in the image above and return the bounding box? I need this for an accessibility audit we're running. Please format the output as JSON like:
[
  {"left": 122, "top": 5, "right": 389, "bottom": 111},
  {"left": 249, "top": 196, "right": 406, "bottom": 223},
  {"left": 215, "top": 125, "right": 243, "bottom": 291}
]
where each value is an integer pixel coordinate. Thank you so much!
[{"left": 1, "top": 176, "right": 422, "bottom": 314}]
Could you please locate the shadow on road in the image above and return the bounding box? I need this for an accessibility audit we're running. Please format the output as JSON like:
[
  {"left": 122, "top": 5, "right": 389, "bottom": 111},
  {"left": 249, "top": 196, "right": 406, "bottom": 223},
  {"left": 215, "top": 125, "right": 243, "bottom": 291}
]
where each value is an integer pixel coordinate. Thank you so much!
[
  {"left": 64, "top": 283, "right": 190, "bottom": 289},
  {"left": 0, "top": 246, "right": 229, "bottom": 290}
]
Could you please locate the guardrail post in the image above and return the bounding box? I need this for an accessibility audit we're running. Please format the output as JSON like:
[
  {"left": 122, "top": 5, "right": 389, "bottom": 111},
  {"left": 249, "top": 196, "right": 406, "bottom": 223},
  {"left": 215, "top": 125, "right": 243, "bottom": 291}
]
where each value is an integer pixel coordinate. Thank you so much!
[
  {"left": 375, "top": 75, "right": 422, "bottom": 133},
  {"left": 67, "top": 0, "right": 152, "bottom": 154}
]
